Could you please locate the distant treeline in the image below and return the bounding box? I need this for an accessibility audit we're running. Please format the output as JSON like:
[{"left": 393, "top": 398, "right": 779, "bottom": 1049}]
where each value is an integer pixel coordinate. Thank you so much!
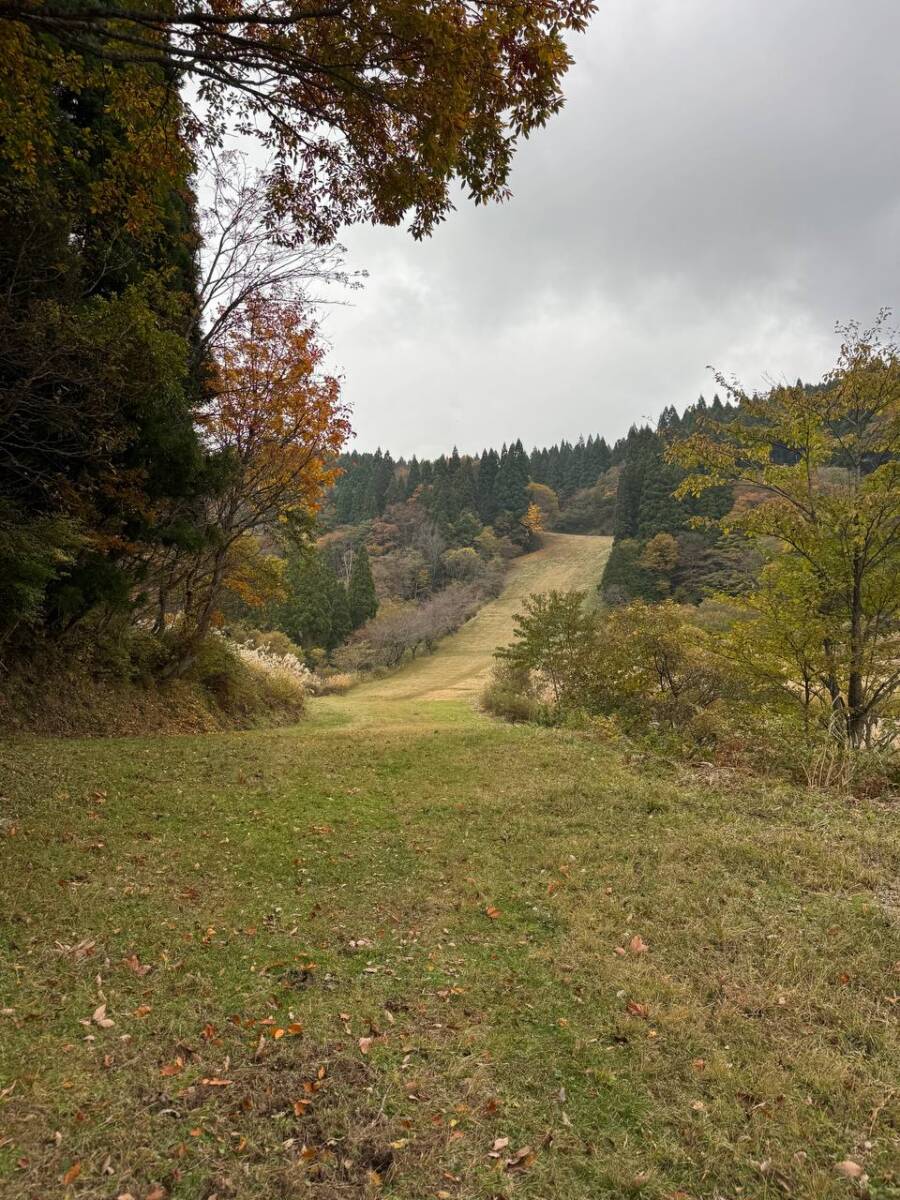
[{"left": 324, "top": 436, "right": 614, "bottom": 530}]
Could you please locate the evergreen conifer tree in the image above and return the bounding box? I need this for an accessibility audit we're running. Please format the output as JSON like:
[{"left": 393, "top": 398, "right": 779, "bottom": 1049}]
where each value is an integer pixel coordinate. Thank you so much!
[
  {"left": 476, "top": 449, "right": 499, "bottom": 523},
  {"left": 348, "top": 544, "right": 378, "bottom": 628},
  {"left": 405, "top": 457, "right": 422, "bottom": 498}
]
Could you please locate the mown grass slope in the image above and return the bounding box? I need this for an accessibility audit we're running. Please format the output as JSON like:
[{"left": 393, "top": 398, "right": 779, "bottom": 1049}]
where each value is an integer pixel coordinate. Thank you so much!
[
  {"left": 1, "top": 534, "right": 898, "bottom": 1200},
  {"left": 355, "top": 532, "right": 611, "bottom": 703}
]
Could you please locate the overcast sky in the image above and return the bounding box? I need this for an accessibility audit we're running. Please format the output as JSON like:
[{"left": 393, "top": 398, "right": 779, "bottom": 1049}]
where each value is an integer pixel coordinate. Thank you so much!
[{"left": 318, "top": 0, "right": 900, "bottom": 459}]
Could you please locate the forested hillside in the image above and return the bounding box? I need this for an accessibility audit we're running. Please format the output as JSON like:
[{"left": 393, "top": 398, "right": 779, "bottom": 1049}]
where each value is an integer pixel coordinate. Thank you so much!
[{"left": 600, "top": 395, "right": 749, "bottom": 603}]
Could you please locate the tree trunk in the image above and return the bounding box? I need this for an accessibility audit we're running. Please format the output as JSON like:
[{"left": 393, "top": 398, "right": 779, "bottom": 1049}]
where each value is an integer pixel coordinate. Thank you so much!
[
  {"left": 847, "top": 557, "right": 865, "bottom": 748},
  {"left": 161, "top": 550, "right": 228, "bottom": 679}
]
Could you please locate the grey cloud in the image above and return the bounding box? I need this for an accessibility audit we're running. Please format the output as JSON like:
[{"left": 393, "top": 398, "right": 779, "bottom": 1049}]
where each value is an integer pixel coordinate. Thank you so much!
[{"left": 320, "top": 0, "right": 900, "bottom": 456}]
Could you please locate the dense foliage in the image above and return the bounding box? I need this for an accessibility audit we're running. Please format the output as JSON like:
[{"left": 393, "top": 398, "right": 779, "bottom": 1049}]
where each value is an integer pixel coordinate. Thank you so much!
[
  {"left": 671, "top": 314, "right": 900, "bottom": 748},
  {"left": 598, "top": 396, "right": 758, "bottom": 603},
  {"left": 4, "top": 0, "right": 594, "bottom": 241}
]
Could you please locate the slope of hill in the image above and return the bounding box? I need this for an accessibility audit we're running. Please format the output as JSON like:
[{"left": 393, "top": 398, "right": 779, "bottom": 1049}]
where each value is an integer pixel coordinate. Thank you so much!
[{"left": 355, "top": 532, "right": 611, "bottom": 704}]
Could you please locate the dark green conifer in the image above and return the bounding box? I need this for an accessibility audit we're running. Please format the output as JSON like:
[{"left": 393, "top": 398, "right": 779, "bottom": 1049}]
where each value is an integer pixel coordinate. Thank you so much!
[{"left": 348, "top": 544, "right": 378, "bottom": 628}]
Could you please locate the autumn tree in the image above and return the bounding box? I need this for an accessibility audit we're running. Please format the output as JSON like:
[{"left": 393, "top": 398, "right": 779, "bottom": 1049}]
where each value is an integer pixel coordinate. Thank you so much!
[
  {"left": 670, "top": 313, "right": 900, "bottom": 747},
  {"left": 160, "top": 296, "right": 349, "bottom": 666},
  {"left": 2, "top": 0, "right": 595, "bottom": 242},
  {"left": 526, "top": 482, "right": 560, "bottom": 527},
  {"left": 522, "top": 501, "right": 545, "bottom": 547}
]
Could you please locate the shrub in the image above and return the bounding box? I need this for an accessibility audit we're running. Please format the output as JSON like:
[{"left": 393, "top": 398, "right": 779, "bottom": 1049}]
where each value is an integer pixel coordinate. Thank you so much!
[
  {"left": 482, "top": 663, "right": 542, "bottom": 723},
  {"left": 492, "top": 589, "right": 899, "bottom": 795},
  {"left": 338, "top": 575, "right": 503, "bottom": 673},
  {"left": 227, "top": 625, "right": 305, "bottom": 659},
  {"left": 316, "top": 670, "right": 357, "bottom": 695},
  {"left": 188, "top": 634, "right": 306, "bottom": 722}
]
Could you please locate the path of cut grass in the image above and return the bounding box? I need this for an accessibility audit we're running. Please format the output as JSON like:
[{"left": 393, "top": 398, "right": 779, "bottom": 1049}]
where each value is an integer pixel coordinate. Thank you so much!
[
  {"left": 1, "top": 534, "right": 898, "bottom": 1200},
  {"left": 354, "top": 532, "right": 611, "bottom": 705}
]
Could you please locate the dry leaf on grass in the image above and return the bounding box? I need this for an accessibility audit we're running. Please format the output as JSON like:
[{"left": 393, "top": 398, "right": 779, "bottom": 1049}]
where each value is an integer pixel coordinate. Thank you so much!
[
  {"left": 123, "top": 954, "right": 151, "bottom": 976},
  {"left": 834, "top": 1160, "right": 865, "bottom": 1179},
  {"left": 62, "top": 1162, "right": 81, "bottom": 1185},
  {"left": 505, "top": 1145, "right": 535, "bottom": 1171},
  {"left": 92, "top": 1003, "right": 114, "bottom": 1029}
]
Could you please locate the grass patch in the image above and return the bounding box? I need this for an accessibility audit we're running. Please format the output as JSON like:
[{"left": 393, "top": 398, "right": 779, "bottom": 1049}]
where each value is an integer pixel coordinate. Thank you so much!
[{"left": 1, "top": 702, "right": 898, "bottom": 1199}]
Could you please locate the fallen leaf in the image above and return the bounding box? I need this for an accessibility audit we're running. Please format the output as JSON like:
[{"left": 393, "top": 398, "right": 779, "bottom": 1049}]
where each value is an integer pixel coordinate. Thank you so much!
[
  {"left": 626, "top": 1001, "right": 649, "bottom": 1019},
  {"left": 293, "top": 1100, "right": 310, "bottom": 1116},
  {"left": 160, "top": 1057, "right": 184, "bottom": 1077},
  {"left": 485, "top": 905, "right": 501, "bottom": 920},
  {"left": 92, "top": 1003, "right": 115, "bottom": 1029},
  {"left": 201, "top": 1078, "right": 233, "bottom": 1087},
  {"left": 62, "top": 1162, "right": 81, "bottom": 1185},
  {"left": 123, "top": 954, "right": 151, "bottom": 976},
  {"left": 287, "top": 1022, "right": 303, "bottom": 1035},
  {"left": 834, "top": 1160, "right": 865, "bottom": 1179},
  {"left": 145, "top": 1188, "right": 167, "bottom": 1200},
  {"left": 505, "top": 1145, "right": 535, "bottom": 1171},
  {"left": 492, "top": 1137, "right": 510, "bottom": 1152},
  {"left": 134, "top": 1005, "right": 152, "bottom": 1018},
  {"left": 629, "top": 935, "right": 649, "bottom": 954},
  {"left": 358, "top": 1037, "right": 373, "bottom": 1055},
  {"left": 613, "top": 946, "right": 626, "bottom": 956}
]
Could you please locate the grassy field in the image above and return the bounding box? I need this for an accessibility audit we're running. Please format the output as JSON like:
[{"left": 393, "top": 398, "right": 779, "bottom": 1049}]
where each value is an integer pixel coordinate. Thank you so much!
[{"left": 1, "top": 534, "right": 898, "bottom": 1200}]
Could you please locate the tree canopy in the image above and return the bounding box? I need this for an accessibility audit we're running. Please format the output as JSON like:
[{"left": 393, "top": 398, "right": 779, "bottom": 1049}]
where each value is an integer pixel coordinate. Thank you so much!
[{"left": 3, "top": 0, "right": 595, "bottom": 241}]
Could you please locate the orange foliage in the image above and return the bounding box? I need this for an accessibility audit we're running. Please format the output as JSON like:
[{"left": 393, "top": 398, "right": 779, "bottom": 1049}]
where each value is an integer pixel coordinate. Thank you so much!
[
  {"left": 201, "top": 296, "right": 351, "bottom": 532},
  {"left": 522, "top": 502, "right": 544, "bottom": 535}
]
